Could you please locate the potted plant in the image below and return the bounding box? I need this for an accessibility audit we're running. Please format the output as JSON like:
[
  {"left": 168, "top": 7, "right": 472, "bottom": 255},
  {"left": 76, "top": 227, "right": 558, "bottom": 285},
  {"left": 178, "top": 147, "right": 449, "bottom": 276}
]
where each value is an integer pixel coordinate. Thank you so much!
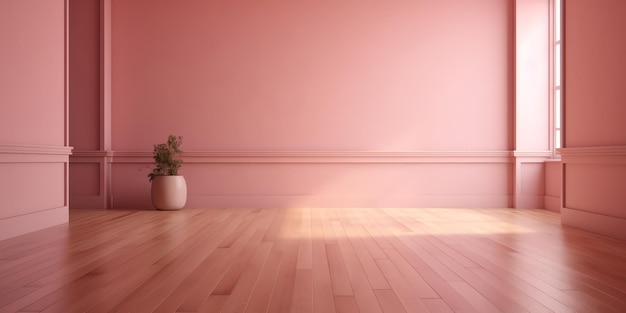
[{"left": 148, "top": 135, "right": 187, "bottom": 210}]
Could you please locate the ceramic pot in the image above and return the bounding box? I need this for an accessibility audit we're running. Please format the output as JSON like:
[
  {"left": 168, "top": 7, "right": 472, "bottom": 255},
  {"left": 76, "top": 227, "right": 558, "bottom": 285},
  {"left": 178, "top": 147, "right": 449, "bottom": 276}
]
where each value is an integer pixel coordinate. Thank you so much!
[{"left": 151, "top": 175, "right": 187, "bottom": 210}]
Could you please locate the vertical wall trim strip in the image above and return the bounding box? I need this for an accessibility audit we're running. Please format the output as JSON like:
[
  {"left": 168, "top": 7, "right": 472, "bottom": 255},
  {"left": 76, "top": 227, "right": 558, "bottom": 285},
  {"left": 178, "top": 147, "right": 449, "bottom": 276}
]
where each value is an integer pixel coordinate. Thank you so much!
[
  {"left": 64, "top": 0, "right": 71, "bottom": 208},
  {"left": 101, "top": 0, "right": 113, "bottom": 208}
]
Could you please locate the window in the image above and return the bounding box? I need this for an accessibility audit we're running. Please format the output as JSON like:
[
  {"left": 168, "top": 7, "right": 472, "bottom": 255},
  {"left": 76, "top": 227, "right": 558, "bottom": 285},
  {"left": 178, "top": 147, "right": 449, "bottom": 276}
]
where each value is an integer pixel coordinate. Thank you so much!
[{"left": 554, "top": 0, "right": 562, "bottom": 153}]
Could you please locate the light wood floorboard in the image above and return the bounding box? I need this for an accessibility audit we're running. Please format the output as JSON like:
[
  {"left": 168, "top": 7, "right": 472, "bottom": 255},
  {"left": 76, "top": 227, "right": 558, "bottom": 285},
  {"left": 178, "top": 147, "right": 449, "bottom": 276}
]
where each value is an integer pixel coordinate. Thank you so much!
[{"left": 1, "top": 207, "right": 625, "bottom": 312}]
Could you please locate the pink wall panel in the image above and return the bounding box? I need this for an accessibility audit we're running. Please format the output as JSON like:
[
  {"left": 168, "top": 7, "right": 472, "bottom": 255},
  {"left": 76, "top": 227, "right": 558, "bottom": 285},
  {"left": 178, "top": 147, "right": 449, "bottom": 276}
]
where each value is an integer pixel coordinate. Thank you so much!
[
  {"left": 0, "top": 0, "right": 69, "bottom": 240},
  {"left": 515, "top": 0, "right": 550, "bottom": 151},
  {"left": 192, "top": 163, "right": 511, "bottom": 198},
  {"left": 0, "top": 0, "right": 66, "bottom": 146},
  {"left": 69, "top": 163, "right": 100, "bottom": 196},
  {"left": 0, "top": 163, "right": 66, "bottom": 219},
  {"left": 512, "top": 0, "right": 551, "bottom": 210},
  {"left": 544, "top": 160, "right": 561, "bottom": 211},
  {"left": 111, "top": 163, "right": 151, "bottom": 209},
  {"left": 521, "top": 163, "right": 544, "bottom": 196},
  {"left": 112, "top": 161, "right": 512, "bottom": 209},
  {"left": 111, "top": 0, "right": 512, "bottom": 152},
  {"left": 514, "top": 158, "right": 548, "bottom": 209},
  {"left": 564, "top": 0, "right": 626, "bottom": 148},
  {"left": 565, "top": 164, "right": 626, "bottom": 219},
  {"left": 68, "top": 0, "right": 108, "bottom": 209},
  {"left": 104, "top": 0, "right": 517, "bottom": 209},
  {"left": 69, "top": 0, "right": 101, "bottom": 151},
  {"left": 561, "top": 0, "right": 626, "bottom": 239},
  {"left": 544, "top": 161, "right": 561, "bottom": 197}
]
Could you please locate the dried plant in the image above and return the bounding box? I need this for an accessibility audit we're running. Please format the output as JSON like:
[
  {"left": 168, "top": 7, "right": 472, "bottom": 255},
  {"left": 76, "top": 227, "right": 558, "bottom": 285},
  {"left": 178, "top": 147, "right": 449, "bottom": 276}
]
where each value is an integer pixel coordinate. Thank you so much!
[{"left": 148, "top": 135, "right": 183, "bottom": 182}]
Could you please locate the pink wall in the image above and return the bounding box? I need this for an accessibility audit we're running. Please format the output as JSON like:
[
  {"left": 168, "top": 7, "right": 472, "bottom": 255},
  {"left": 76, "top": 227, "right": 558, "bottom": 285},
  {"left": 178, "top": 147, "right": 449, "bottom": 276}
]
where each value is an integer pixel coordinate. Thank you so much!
[
  {"left": 69, "top": 0, "right": 100, "bottom": 151},
  {"left": 68, "top": 0, "right": 111, "bottom": 209},
  {"left": 561, "top": 0, "right": 626, "bottom": 239},
  {"left": 564, "top": 1, "right": 626, "bottom": 148},
  {"left": 105, "top": 0, "right": 516, "bottom": 209},
  {"left": 111, "top": 153, "right": 514, "bottom": 209},
  {"left": 0, "top": 0, "right": 70, "bottom": 240},
  {"left": 514, "top": 0, "right": 551, "bottom": 209},
  {"left": 111, "top": 0, "right": 512, "bottom": 152},
  {"left": 515, "top": 0, "right": 550, "bottom": 152},
  {"left": 0, "top": 1, "right": 66, "bottom": 146},
  {"left": 544, "top": 160, "right": 561, "bottom": 211}
]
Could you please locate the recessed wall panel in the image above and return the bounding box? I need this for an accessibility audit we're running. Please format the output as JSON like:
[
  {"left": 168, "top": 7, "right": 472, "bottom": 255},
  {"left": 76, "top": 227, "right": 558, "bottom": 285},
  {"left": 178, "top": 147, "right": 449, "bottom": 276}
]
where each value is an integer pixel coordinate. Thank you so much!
[
  {"left": 69, "top": 163, "right": 100, "bottom": 196},
  {"left": 0, "top": 163, "right": 65, "bottom": 219},
  {"left": 565, "top": 163, "right": 626, "bottom": 219},
  {"left": 112, "top": 159, "right": 512, "bottom": 209}
]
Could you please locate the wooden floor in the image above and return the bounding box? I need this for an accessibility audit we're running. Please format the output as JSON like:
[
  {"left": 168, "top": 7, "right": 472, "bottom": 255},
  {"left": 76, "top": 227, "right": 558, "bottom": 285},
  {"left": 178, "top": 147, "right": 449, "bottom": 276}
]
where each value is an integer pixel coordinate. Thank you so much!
[{"left": 1, "top": 208, "right": 626, "bottom": 313}]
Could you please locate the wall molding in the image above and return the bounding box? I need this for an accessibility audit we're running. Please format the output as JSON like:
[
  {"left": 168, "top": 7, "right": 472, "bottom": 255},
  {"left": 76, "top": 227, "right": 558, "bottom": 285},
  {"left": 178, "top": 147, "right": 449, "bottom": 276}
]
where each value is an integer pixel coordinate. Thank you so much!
[
  {"left": 559, "top": 145, "right": 626, "bottom": 164},
  {"left": 108, "top": 150, "right": 515, "bottom": 164},
  {"left": 559, "top": 145, "right": 626, "bottom": 156},
  {"left": 72, "top": 150, "right": 113, "bottom": 158},
  {"left": 0, "top": 144, "right": 72, "bottom": 163},
  {"left": 513, "top": 151, "right": 553, "bottom": 158},
  {"left": 0, "top": 143, "right": 73, "bottom": 156}
]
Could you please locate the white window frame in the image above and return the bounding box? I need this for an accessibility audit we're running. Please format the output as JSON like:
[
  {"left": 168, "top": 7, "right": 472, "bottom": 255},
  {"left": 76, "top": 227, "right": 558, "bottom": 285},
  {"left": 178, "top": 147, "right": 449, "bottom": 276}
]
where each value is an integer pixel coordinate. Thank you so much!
[{"left": 552, "top": 0, "right": 563, "bottom": 157}]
